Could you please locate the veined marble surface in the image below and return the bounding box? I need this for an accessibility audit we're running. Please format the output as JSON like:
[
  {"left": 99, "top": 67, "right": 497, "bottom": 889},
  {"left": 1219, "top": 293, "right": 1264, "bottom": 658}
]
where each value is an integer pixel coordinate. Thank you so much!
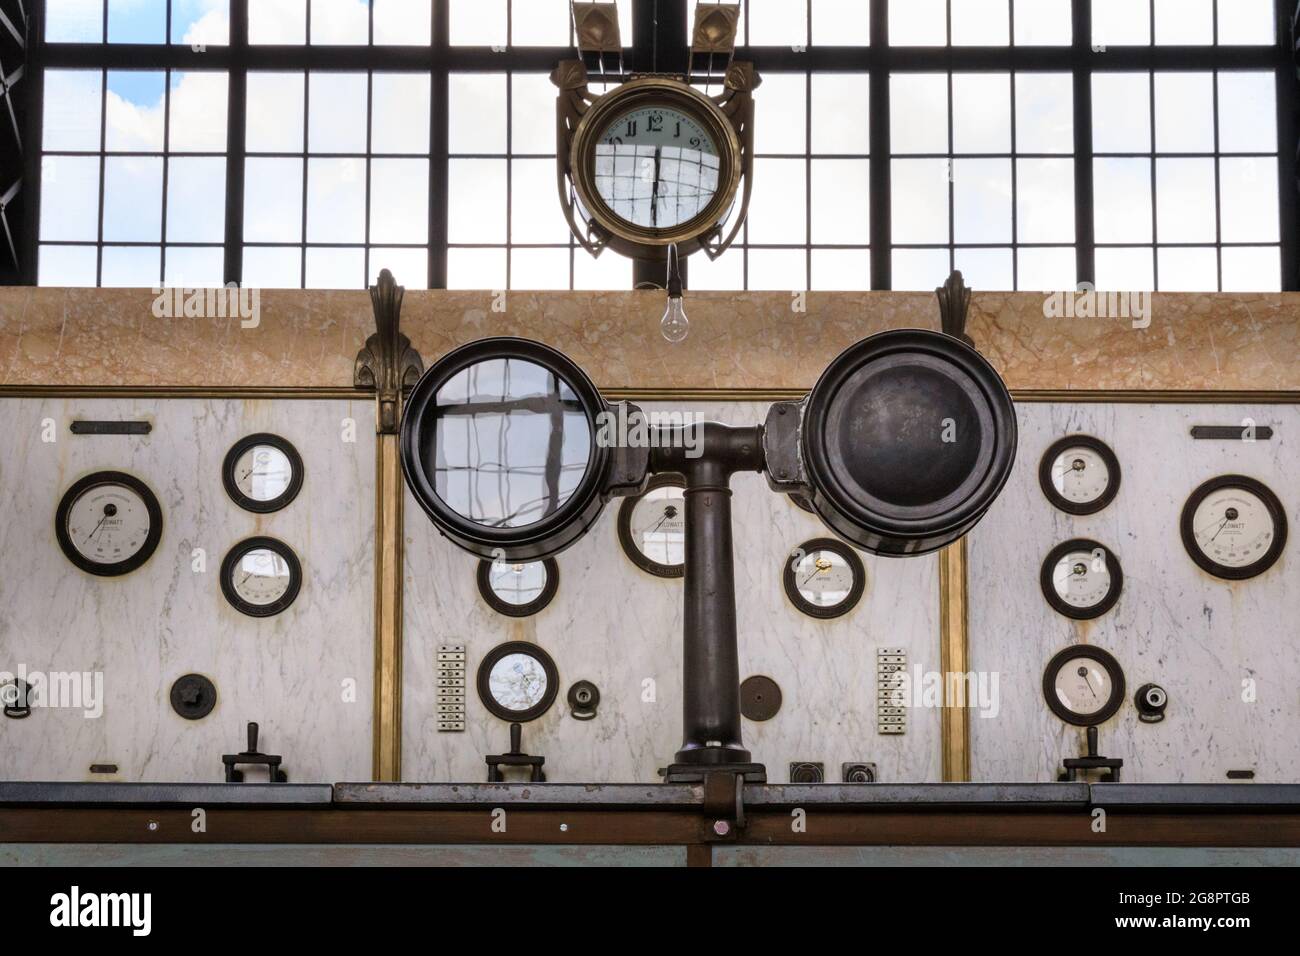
[
  {"left": 0, "top": 398, "right": 375, "bottom": 783},
  {"left": 969, "top": 402, "right": 1300, "bottom": 783},
  {"left": 402, "top": 401, "right": 943, "bottom": 784}
]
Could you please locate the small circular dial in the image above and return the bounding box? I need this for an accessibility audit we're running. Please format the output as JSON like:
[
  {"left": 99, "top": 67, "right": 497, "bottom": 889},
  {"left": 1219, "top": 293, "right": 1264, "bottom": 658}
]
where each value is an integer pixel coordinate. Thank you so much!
[
  {"left": 618, "top": 476, "right": 686, "bottom": 578},
  {"left": 1042, "top": 646, "right": 1126, "bottom": 726},
  {"left": 476, "top": 557, "right": 559, "bottom": 617},
  {"left": 220, "top": 537, "right": 302, "bottom": 617},
  {"left": 477, "top": 641, "right": 559, "bottom": 722},
  {"left": 782, "top": 537, "right": 866, "bottom": 619},
  {"left": 1181, "top": 475, "right": 1287, "bottom": 580},
  {"left": 223, "top": 433, "right": 303, "bottom": 513},
  {"left": 56, "top": 471, "right": 162, "bottom": 576},
  {"left": 1040, "top": 539, "right": 1123, "bottom": 620},
  {"left": 1039, "top": 435, "right": 1120, "bottom": 515},
  {"left": 594, "top": 106, "right": 720, "bottom": 229}
]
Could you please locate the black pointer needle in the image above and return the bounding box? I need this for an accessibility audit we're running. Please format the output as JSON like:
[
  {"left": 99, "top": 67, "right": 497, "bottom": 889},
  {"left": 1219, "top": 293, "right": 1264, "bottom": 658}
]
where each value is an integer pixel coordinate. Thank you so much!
[
  {"left": 83, "top": 514, "right": 109, "bottom": 544},
  {"left": 1078, "top": 666, "right": 1098, "bottom": 697},
  {"left": 646, "top": 511, "right": 671, "bottom": 536},
  {"left": 1209, "top": 516, "right": 1230, "bottom": 543}
]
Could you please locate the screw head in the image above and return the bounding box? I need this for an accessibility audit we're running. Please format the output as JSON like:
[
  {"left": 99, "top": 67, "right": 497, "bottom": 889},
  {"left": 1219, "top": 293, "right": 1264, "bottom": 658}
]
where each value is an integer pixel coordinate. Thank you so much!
[{"left": 712, "top": 819, "right": 731, "bottom": 836}]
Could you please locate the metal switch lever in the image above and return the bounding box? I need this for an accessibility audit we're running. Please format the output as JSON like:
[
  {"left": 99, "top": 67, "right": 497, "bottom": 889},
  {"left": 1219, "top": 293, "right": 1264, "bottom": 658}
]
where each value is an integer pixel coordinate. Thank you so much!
[{"left": 222, "top": 721, "right": 288, "bottom": 783}]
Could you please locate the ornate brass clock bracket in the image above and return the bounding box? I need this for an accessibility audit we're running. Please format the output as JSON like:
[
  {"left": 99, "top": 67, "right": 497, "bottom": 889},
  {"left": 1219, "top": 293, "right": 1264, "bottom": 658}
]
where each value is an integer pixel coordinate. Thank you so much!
[
  {"left": 354, "top": 268, "right": 424, "bottom": 435},
  {"left": 697, "top": 61, "right": 758, "bottom": 261},
  {"left": 552, "top": 60, "right": 609, "bottom": 259},
  {"left": 937, "top": 269, "right": 976, "bottom": 349}
]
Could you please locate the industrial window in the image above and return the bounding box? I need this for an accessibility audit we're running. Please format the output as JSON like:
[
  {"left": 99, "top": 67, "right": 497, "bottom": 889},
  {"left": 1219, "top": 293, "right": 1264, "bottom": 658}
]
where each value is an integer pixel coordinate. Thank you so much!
[{"left": 22, "top": 0, "right": 1298, "bottom": 292}]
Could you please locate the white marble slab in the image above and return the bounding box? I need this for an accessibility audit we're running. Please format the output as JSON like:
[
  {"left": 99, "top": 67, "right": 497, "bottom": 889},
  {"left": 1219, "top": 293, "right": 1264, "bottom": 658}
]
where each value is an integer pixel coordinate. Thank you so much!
[
  {"left": 968, "top": 403, "right": 1300, "bottom": 783},
  {"left": 0, "top": 398, "right": 375, "bottom": 783},
  {"left": 402, "top": 401, "right": 943, "bottom": 784}
]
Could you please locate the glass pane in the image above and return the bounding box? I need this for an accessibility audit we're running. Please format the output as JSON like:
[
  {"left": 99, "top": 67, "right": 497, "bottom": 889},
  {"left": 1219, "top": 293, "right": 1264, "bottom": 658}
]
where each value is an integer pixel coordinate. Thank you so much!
[
  {"left": 243, "top": 157, "right": 304, "bottom": 242},
  {"left": 574, "top": 250, "right": 632, "bottom": 290},
  {"left": 1092, "top": 0, "right": 1151, "bottom": 47},
  {"left": 891, "top": 248, "right": 951, "bottom": 290},
  {"left": 250, "top": 0, "right": 307, "bottom": 45},
  {"left": 511, "top": 159, "right": 569, "bottom": 243},
  {"left": 430, "top": 357, "right": 592, "bottom": 526},
  {"left": 169, "top": 72, "right": 228, "bottom": 152},
  {"left": 39, "top": 245, "right": 98, "bottom": 285},
  {"left": 1156, "top": 247, "right": 1217, "bottom": 291},
  {"left": 1155, "top": 158, "right": 1216, "bottom": 243},
  {"left": 166, "top": 157, "right": 226, "bottom": 242},
  {"left": 1017, "top": 247, "right": 1075, "bottom": 290},
  {"left": 448, "top": 247, "right": 508, "bottom": 290},
  {"left": 103, "top": 157, "right": 162, "bottom": 241},
  {"left": 512, "top": 74, "right": 557, "bottom": 155},
  {"left": 308, "top": 73, "right": 367, "bottom": 153},
  {"left": 1217, "top": 0, "right": 1274, "bottom": 45},
  {"left": 748, "top": 158, "right": 807, "bottom": 244},
  {"left": 369, "top": 247, "right": 428, "bottom": 288},
  {"left": 1154, "top": 0, "right": 1211, "bottom": 45},
  {"left": 746, "top": 249, "right": 806, "bottom": 292},
  {"left": 242, "top": 246, "right": 303, "bottom": 288},
  {"left": 107, "top": 0, "right": 164, "bottom": 43},
  {"left": 1095, "top": 247, "right": 1154, "bottom": 290},
  {"left": 954, "top": 247, "right": 1013, "bottom": 290},
  {"left": 1154, "top": 73, "right": 1213, "bottom": 153},
  {"left": 811, "top": 74, "right": 869, "bottom": 154},
  {"left": 372, "top": 74, "right": 431, "bottom": 154},
  {"left": 40, "top": 156, "right": 101, "bottom": 241},
  {"left": 1220, "top": 247, "right": 1280, "bottom": 292},
  {"left": 890, "top": 0, "right": 945, "bottom": 46},
  {"left": 1218, "top": 73, "right": 1277, "bottom": 153},
  {"left": 1219, "top": 157, "right": 1279, "bottom": 243},
  {"left": 247, "top": 73, "right": 305, "bottom": 152},
  {"left": 164, "top": 246, "right": 224, "bottom": 286},
  {"left": 306, "top": 158, "right": 366, "bottom": 243},
  {"left": 1092, "top": 74, "right": 1151, "bottom": 153},
  {"left": 811, "top": 248, "right": 871, "bottom": 290},
  {"left": 1016, "top": 158, "right": 1074, "bottom": 243},
  {"left": 449, "top": 74, "right": 507, "bottom": 154},
  {"left": 952, "top": 74, "right": 1010, "bottom": 154},
  {"left": 1015, "top": 73, "right": 1073, "bottom": 154},
  {"left": 811, "top": 0, "right": 870, "bottom": 46},
  {"left": 101, "top": 246, "right": 161, "bottom": 286},
  {"left": 754, "top": 74, "right": 806, "bottom": 154},
  {"left": 105, "top": 71, "right": 165, "bottom": 152},
  {"left": 891, "top": 159, "right": 949, "bottom": 244},
  {"left": 1013, "top": 0, "right": 1070, "bottom": 45},
  {"left": 171, "top": 0, "right": 230, "bottom": 46},
  {"left": 46, "top": 0, "right": 105, "bottom": 43},
  {"left": 311, "top": 0, "right": 369, "bottom": 44},
  {"left": 374, "top": 0, "right": 433, "bottom": 45},
  {"left": 811, "top": 159, "right": 869, "bottom": 244},
  {"left": 370, "top": 159, "right": 430, "bottom": 244},
  {"left": 687, "top": 247, "right": 743, "bottom": 290},
  {"left": 749, "top": 0, "right": 807, "bottom": 46},
  {"left": 43, "top": 71, "right": 103, "bottom": 152},
  {"left": 512, "top": 0, "right": 571, "bottom": 46},
  {"left": 510, "top": 248, "right": 570, "bottom": 289},
  {"left": 953, "top": 158, "right": 1011, "bottom": 243},
  {"left": 448, "top": 159, "right": 507, "bottom": 243},
  {"left": 890, "top": 74, "right": 948, "bottom": 154},
  {"left": 952, "top": 0, "right": 1009, "bottom": 46},
  {"left": 450, "top": 0, "right": 506, "bottom": 46},
  {"left": 305, "top": 247, "right": 365, "bottom": 288},
  {"left": 1093, "top": 158, "right": 1153, "bottom": 243}
]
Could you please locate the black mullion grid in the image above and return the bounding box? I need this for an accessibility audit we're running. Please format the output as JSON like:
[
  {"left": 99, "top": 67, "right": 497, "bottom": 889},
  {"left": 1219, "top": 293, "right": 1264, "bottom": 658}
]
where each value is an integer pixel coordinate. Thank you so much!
[
  {"left": 1009, "top": 67, "right": 1020, "bottom": 289},
  {"left": 299, "top": 67, "right": 309, "bottom": 287},
  {"left": 95, "top": 66, "right": 106, "bottom": 284},
  {"left": 1147, "top": 69, "right": 1158, "bottom": 289},
  {"left": 159, "top": 68, "right": 171, "bottom": 286},
  {"left": 1071, "top": 0, "right": 1095, "bottom": 285},
  {"left": 363, "top": 68, "right": 373, "bottom": 286},
  {"left": 430, "top": 0, "right": 447, "bottom": 288},
  {"left": 1212, "top": 63, "right": 1223, "bottom": 290},
  {"left": 222, "top": 0, "right": 247, "bottom": 285}
]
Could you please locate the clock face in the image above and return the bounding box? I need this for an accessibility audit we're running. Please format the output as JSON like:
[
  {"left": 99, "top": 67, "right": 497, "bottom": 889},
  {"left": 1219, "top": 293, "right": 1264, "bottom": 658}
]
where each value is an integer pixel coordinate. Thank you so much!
[
  {"left": 56, "top": 471, "right": 163, "bottom": 576},
  {"left": 1181, "top": 475, "right": 1287, "bottom": 580},
  {"left": 477, "top": 641, "right": 559, "bottom": 722},
  {"left": 1042, "top": 646, "right": 1125, "bottom": 726},
  {"left": 220, "top": 537, "right": 302, "bottom": 617},
  {"left": 1039, "top": 436, "right": 1120, "bottom": 515},
  {"left": 1040, "top": 539, "right": 1123, "bottom": 620},
  {"left": 783, "top": 538, "right": 866, "bottom": 619},
  {"left": 618, "top": 476, "right": 687, "bottom": 578},
  {"left": 477, "top": 557, "right": 559, "bottom": 617},
  {"left": 593, "top": 105, "right": 721, "bottom": 229}
]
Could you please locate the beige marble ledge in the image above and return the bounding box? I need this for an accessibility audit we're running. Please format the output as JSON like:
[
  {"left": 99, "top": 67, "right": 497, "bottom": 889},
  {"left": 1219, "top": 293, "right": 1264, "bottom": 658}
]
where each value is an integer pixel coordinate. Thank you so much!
[{"left": 0, "top": 286, "right": 1296, "bottom": 392}]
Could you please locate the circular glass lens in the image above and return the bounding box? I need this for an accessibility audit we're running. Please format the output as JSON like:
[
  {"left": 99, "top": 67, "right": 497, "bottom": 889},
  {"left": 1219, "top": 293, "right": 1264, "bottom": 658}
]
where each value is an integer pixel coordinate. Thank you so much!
[
  {"left": 594, "top": 106, "right": 720, "bottom": 229},
  {"left": 488, "top": 652, "right": 549, "bottom": 712},
  {"left": 488, "top": 560, "right": 548, "bottom": 606},
  {"left": 234, "top": 444, "right": 293, "bottom": 502}
]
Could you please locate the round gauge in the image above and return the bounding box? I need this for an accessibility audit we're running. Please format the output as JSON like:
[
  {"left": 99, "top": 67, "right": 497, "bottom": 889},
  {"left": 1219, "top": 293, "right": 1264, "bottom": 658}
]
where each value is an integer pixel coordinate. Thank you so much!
[
  {"left": 1038, "top": 435, "right": 1120, "bottom": 515},
  {"left": 782, "top": 537, "right": 866, "bottom": 620},
  {"left": 476, "top": 557, "right": 559, "bottom": 618},
  {"left": 618, "top": 474, "right": 686, "bottom": 578},
  {"left": 55, "top": 471, "right": 163, "bottom": 576},
  {"left": 1180, "top": 475, "right": 1287, "bottom": 580},
  {"left": 220, "top": 537, "right": 302, "bottom": 618},
  {"left": 477, "top": 641, "right": 559, "bottom": 723},
  {"left": 1040, "top": 539, "right": 1123, "bottom": 620},
  {"left": 1042, "top": 645, "right": 1126, "bottom": 726},
  {"left": 222, "top": 433, "right": 303, "bottom": 513}
]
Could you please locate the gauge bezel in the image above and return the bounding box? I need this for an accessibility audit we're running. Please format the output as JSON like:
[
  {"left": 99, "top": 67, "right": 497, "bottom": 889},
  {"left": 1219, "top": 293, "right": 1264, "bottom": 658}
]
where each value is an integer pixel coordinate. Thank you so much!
[
  {"left": 55, "top": 470, "right": 163, "bottom": 577},
  {"left": 617, "top": 473, "right": 687, "bottom": 579},
  {"left": 1037, "top": 434, "right": 1121, "bottom": 516},
  {"left": 220, "top": 536, "right": 302, "bottom": 618},
  {"left": 1039, "top": 538, "right": 1123, "bottom": 620},
  {"left": 476, "top": 557, "right": 560, "bottom": 618},
  {"left": 1042, "top": 645, "right": 1126, "bottom": 726},
  {"left": 222, "top": 432, "right": 304, "bottom": 514},
  {"left": 782, "top": 536, "right": 867, "bottom": 620},
  {"left": 477, "top": 641, "right": 560, "bottom": 723},
  {"left": 1179, "top": 474, "right": 1288, "bottom": 581}
]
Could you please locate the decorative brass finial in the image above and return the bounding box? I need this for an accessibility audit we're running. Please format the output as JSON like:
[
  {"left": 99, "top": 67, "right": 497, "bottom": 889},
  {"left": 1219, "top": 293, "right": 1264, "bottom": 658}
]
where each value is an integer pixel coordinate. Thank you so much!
[
  {"left": 355, "top": 269, "right": 423, "bottom": 434},
  {"left": 573, "top": 2, "right": 621, "bottom": 53},
  {"left": 692, "top": 3, "right": 740, "bottom": 54},
  {"left": 936, "top": 269, "right": 975, "bottom": 348}
]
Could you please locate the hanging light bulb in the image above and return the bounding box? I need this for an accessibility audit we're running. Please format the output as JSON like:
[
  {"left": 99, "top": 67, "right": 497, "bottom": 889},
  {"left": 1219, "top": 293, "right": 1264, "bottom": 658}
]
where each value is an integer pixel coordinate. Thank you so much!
[{"left": 660, "top": 243, "right": 689, "bottom": 344}]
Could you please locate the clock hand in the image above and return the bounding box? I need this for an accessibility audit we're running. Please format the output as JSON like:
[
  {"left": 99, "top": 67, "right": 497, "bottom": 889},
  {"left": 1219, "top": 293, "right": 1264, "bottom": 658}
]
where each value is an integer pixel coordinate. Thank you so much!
[
  {"left": 646, "top": 511, "right": 671, "bottom": 536},
  {"left": 83, "top": 514, "right": 109, "bottom": 544},
  {"left": 1208, "top": 517, "right": 1230, "bottom": 543}
]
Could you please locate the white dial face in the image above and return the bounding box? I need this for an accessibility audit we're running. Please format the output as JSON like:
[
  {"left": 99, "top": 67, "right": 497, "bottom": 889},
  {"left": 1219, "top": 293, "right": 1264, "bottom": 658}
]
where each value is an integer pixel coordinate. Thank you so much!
[
  {"left": 65, "top": 483, "right": 154, "bottom": 565},
  {"left": 1053, "top": 656, "right": 1115, "bottom": 718},
  {"left": 234, "top": 444, "right": 293, "bottom": 502},
  {"left": 231, "top": 547, "right": 292, "bottom": 606},
  {"left": 488, "top": 560, "right": 547, "bottom": 606},
  {"left": 1051, "top": 548, "right": 1113, "bottom": 610},
  {"left": 1050, "top": 447, "right": 1111, "bottom": 505},
  {"left": 630, "top": 486, "right": 686, "bottom": 567},
  {"left": 488, "top": 652, "right": 549, "bottom": 713},
  {"left": 791, "top": 549, "right": 856, "bottom": 608},
  {"left": 594, "top": 106, "right": 721, "bottom": 229},
  {"left": 1191, "top": 487, "right": 1277, "bottom": 569}
]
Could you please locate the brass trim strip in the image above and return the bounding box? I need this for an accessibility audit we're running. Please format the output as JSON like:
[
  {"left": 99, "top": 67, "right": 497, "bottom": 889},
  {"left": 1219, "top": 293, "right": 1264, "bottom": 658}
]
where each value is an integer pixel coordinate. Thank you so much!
[
  {"left": 0, "top": 386, "right": 365, "bottom": 400},
  {"left": 938, "top": 539, "right": 970, "bottom": 784},
  {"left": 372, "top": 435, "right": 404, "bottom": 782},
  {"left": 603, "top": 388, "right": 1300, "bottom": 404}
]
